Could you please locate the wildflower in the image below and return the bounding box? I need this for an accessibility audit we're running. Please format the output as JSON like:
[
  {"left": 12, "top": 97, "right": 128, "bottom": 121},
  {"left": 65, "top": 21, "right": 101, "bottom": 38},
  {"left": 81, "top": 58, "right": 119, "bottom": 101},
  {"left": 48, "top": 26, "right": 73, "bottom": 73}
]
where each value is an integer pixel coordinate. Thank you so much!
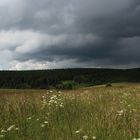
[
  {"left": 49, "top": 100, "right": 54, "bottom": 104},
  {"left": 92, "top": 136, "right": 96, "bottom": 139},
  {"left": 42, "top": 95, "right": 45, "bottom": 99},
  {"left": 58, "top": 98, "right": 62, "bottom": 101},
  {"left": 54, "top": 101, "right": 57, "bottom": 104},
  {"left": 50, "top": 95, "right": 57, "bottom": 99},
  {"left": 41, "top": 124, "right": 45, "bottom": 128},
  {"left": 83, "top": 135, "right": 89, "bottom": 139},
  {"left": 27, "top": 117, "right": 32, "bottom": 120},
  {"left": 15, "top": 128, "right": 19, "bottom": 131},
  {"left": 36, "top": 118, "right": 39, "bottom": 121},
  {"left": 1, "top": 130, "right": 6, "bottom": 133},
  {"left": 44, "top": 121, "right": 48, "bottom": 124},
  {"left": 7, "top": 125, "right": 15, "bottom": 131},
  {"left": 128, "top": 104, "right": 131, "bottom": 107},
  {"left": 75, "top": 129, "right": 81, "bottom": 134},
  {"left": 117, "top": 110, "right": 124, "bottom": 116},
  {"left": 59, "top": 104, "right": 64, "bottom": 107}
]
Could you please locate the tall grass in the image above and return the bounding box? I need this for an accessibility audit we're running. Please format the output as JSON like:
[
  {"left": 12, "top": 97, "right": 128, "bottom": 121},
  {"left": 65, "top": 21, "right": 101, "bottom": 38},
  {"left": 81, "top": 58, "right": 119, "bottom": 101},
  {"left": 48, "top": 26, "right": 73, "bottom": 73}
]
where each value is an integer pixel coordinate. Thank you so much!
[{"left": 0, "top": 85, "right": 140, "bottom": 140}]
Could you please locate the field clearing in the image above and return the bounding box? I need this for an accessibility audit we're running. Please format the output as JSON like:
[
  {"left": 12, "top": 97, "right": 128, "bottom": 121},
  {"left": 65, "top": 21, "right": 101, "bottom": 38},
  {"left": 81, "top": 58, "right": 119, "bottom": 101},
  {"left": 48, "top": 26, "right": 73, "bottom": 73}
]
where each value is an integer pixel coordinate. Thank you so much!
[{"left": 0, "top": 83, "right": 140, "bottom": 140}]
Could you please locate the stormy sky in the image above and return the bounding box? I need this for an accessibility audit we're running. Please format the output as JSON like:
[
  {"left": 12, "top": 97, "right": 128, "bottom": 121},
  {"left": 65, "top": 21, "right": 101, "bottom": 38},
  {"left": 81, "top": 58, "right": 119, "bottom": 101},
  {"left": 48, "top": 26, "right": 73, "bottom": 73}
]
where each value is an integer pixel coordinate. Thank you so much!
[{"left": 0, "top": 0, "right": 140, "bottom": 70}]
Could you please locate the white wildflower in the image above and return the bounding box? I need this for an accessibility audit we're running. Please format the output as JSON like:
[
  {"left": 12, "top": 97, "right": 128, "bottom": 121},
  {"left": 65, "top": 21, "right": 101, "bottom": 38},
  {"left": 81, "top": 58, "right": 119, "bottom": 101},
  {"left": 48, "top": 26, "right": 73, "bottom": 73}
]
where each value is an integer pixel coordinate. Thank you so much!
[
  {"left": 1, "top": 130, "right": 6, "bottom": 133},
  {"left": 117, "top": 110, "right": 124, "bottom": 116},
  {"left": 58, "top": 98, "right": 62, "bottom": 101},
  {"left": 128, "top": 104, "right": 131, "bottom": 107},
  {"left": 75, "top": 129, "right": 81, "bottom": 134},
  {"left": 60, "top": 104, "right": 64, "bottom": 108},
  {"left": 49, "top": 100, "right": 54, "bottom": 104},
  {"left": 44, "top": 121, "right": 48, "bottom": 124},
  {"left": 41, "top": 124, "right": 45, "bottom": 128},
  {"left": 42, "top": 95, "right": 45, "bottom": 99},
  {"left": 27, "top": 117, "right": 32, "bottom": 120},
  {"left": 7, "top": 125, "right": 15, "bottom": 131},
  {"left": 54, "top": 101, "right": 57, "bottom": 104},
  {"left": 15, "top": 128, "right": 19, "bottom": 131},
  {"left": 92, "top": 136, "right": 96, "bottom": 139},
  {"left": 83, "top": 135, "right": 89, "bottom": 139}
]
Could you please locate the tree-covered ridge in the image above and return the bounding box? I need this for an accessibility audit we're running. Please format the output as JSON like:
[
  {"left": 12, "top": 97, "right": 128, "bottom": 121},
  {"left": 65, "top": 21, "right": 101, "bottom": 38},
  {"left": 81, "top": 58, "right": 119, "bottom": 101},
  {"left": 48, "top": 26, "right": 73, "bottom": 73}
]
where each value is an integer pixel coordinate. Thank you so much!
[{"left": 0, "top": 68, "right": 140, "bottom": 89}]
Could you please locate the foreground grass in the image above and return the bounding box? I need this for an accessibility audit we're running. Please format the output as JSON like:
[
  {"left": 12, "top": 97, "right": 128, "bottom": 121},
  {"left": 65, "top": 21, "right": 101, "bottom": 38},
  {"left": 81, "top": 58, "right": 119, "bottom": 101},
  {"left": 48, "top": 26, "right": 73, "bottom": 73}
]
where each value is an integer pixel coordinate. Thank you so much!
[{"left": 0, "top": 84, "right": 140, "bottom": 140}]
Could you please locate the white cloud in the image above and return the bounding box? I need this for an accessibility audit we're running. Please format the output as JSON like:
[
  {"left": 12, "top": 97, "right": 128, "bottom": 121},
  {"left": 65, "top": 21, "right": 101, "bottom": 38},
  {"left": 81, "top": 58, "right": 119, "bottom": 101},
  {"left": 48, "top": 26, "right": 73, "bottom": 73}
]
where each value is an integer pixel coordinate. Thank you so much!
[
  {"left": 0, "top": 30, "right": 99, "bottom": 52},
  {"left": 10, "top": 60, "right": 48, "bottom": 70},
  {"left": 0, "top": 29, "right": 99, "bottom": 69},
  {"left": 9, "top": 58, "right": 92, "bottom": 70}
]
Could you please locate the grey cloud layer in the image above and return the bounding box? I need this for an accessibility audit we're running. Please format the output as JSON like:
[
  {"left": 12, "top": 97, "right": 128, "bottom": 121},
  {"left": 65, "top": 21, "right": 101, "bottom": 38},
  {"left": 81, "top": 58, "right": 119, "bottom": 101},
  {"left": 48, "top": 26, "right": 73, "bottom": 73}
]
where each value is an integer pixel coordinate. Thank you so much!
[{"left": 0, "top": 0, "right": 140, "bottom": 69}]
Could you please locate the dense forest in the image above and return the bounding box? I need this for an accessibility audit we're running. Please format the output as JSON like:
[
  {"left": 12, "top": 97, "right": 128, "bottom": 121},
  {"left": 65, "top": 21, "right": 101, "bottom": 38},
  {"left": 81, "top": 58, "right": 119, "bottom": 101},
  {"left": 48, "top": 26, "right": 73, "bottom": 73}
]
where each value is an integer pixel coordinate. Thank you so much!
[{"left": 0, "top": 68, "right": 140, "bottom": 89}]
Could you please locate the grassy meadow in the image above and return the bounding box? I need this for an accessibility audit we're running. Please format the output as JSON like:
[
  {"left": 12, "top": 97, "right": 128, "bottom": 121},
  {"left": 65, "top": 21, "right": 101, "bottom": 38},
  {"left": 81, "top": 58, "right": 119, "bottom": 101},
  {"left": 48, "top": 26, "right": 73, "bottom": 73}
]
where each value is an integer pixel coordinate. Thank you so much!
[{"left": 0, "top": 83, "right": 140, "bottom": 140}]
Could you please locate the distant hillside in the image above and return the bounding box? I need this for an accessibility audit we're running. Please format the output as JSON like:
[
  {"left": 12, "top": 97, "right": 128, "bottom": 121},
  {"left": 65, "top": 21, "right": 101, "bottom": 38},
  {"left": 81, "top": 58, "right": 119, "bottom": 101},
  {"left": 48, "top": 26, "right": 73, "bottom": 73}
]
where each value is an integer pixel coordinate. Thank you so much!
[{"left": 0, "top": 68, "right": 140, "bottom": 89}]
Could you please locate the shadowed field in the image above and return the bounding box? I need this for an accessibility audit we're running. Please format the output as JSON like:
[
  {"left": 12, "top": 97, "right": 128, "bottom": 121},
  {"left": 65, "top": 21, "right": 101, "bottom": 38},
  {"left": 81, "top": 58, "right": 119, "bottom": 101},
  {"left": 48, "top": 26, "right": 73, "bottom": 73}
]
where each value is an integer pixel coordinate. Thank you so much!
[{"left": 0, "top": 83, "right": 140, "bottom": 140}]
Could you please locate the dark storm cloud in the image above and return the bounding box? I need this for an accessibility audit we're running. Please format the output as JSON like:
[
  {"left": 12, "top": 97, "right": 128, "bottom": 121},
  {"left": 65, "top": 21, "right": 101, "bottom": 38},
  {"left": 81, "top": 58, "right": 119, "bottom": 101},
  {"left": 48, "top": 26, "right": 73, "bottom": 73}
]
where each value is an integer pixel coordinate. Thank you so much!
[
  {"left": 0, "top": 0, "right": 74, "bottom": 34},
  {"left": 0, "top": 0, "right": 140, "bottom": 69}
]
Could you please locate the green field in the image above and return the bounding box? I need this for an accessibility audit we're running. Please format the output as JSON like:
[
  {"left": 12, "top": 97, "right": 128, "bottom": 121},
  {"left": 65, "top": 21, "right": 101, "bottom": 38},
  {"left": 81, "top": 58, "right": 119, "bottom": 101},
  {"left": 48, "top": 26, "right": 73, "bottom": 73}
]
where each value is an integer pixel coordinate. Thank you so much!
[{"left": 0, "top": 83, "right": 140, "bottom": 140}]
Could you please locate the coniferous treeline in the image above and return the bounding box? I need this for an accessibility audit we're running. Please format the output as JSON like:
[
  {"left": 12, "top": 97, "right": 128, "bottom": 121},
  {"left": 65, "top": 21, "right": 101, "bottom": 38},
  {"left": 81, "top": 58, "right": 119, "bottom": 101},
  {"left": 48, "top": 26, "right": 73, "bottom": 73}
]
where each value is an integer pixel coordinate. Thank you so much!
[{"left": 0, "top": 68, "right": 140, "bottom": 89}]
